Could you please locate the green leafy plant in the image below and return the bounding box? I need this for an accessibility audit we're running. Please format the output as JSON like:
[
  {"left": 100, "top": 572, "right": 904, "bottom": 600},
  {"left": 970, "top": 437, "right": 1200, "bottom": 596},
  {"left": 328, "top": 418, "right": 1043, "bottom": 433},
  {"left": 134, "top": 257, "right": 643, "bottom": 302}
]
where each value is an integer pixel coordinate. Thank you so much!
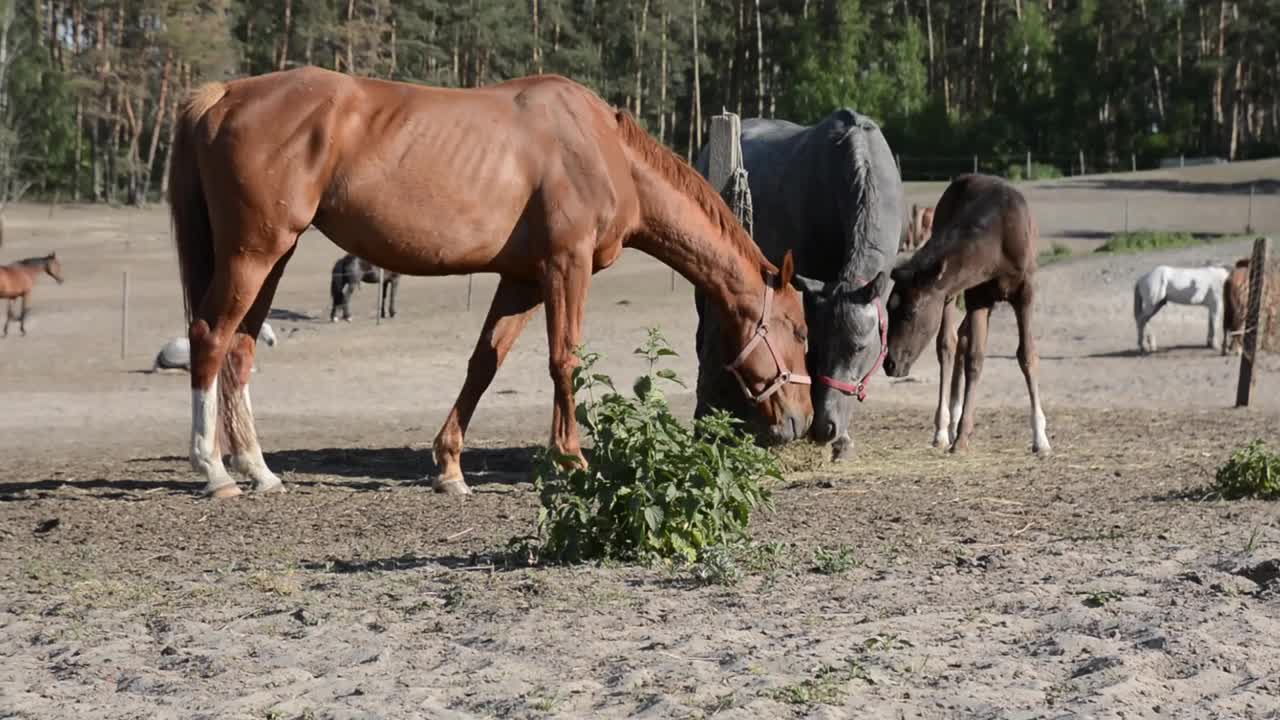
[
  {"left": 1039, "top": 242, "right": 1073, "bottom": 265},
  {"left": 1006, "top": 161, "right": 1064, "bottom": 181},
  {"left": 812, "top": 544, "right": 860, "bottom": 575},
  {"left": 1094, "top": 231, "right": 1204, "bottom": 254},
  {"left": 1214, "top": 440, "right": 1280, "bottom": 500},
  {"left": 532, "top": 329, "right": 779, "bottom": 564}
]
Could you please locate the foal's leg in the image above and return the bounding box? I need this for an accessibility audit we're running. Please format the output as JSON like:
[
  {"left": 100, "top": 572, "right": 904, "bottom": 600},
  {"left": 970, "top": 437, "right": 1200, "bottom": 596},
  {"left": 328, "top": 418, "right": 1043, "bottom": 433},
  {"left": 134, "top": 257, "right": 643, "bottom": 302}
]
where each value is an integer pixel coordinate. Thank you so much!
[
  {"left": 1013, "top": 284, "right": 1051, "bottom": 454},
  {"left": 224, "top": 245, "right": 296, "bottom": 493},
  {"left": 950, "top": 300, "right": 992, "bottom": 454},
  {"left": 432, "top": 277, "right": 542, "bottom": 494},
  {"left": 948, "top": 311, "right": 969, "bottom": 445},
  {"left": 932, "top": 297, "right": 960, "bottom": 448}
]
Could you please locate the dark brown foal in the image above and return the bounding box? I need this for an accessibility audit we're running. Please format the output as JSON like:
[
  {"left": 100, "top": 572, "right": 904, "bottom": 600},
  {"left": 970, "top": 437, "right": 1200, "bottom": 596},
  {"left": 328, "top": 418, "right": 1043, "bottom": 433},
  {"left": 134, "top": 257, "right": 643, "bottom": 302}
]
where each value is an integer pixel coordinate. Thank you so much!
[{"left": 882, "top": 174, "right": 1050, "bottom": 454}]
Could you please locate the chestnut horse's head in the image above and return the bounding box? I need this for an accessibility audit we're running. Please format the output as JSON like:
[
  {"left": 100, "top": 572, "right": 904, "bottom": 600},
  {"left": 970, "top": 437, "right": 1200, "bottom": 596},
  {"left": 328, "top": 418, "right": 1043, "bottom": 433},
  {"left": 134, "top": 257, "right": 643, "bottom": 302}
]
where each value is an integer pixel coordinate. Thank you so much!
[
  {"left": 44, "top": 252, "right": 64, "bottom": 284},
  {"left": 882, "top": 260, "right": 948, "bottom": 377},
  {"left": 725, "top": 250, "right": 814, "bottom": 444}
]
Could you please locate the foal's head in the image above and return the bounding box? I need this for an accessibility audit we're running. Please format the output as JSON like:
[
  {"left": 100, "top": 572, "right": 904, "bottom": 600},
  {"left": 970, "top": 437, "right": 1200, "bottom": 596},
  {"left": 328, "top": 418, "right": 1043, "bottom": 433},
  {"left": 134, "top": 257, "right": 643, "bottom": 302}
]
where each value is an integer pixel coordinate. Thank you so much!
[
  {"left": 882, "top": 260, "right": 948, "bottom": 377},
  {"left": 729, "top": 251, "right": 814, "bottom": 444},
  {"left": 44, "top": 253, "right": 64, "bottom": 284}
]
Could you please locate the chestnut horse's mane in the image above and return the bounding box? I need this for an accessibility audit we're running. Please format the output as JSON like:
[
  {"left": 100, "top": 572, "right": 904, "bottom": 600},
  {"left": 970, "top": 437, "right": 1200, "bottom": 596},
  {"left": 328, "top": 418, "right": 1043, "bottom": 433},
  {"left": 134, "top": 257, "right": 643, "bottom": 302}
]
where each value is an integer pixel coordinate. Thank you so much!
[{"left": 613, "top": 111, "right": 775, "bottom": 276}]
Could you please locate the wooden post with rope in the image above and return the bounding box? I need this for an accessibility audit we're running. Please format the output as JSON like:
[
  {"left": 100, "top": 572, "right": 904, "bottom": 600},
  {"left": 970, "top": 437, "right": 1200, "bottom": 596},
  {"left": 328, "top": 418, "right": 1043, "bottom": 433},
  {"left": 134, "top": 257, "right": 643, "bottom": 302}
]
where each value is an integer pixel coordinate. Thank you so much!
[{"left": 1236, "top": 236, "right": 1271, "bottom": 408}]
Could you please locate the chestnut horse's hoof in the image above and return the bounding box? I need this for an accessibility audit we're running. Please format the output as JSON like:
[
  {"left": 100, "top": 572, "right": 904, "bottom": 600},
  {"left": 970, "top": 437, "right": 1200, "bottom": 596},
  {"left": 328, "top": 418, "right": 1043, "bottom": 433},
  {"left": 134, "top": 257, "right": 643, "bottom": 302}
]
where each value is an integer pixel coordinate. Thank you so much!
[
  {"left": 206, "top": 483, "right": 243, "bottom": 499},
  {"left": 432, "top": 475, "right": 472, "bottom": 495}
]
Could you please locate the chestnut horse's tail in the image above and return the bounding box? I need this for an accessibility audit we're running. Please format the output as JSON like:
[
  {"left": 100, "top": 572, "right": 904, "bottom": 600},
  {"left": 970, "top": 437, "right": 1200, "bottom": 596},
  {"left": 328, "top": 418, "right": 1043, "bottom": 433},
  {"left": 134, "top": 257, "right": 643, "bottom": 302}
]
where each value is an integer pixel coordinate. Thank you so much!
[{"left": 168, "top": 82, "right": 228, "bottom": 325}]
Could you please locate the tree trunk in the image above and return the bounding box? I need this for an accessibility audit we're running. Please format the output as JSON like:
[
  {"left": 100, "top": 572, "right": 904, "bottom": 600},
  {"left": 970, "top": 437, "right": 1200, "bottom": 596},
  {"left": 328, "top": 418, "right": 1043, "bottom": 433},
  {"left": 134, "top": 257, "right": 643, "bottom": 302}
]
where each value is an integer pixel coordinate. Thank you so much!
[
  {"left": 278, "top": 0, "right": 293, "bottom": 70},
  {"left": 924, "top": 0, "right": 935, "bottom": 90},
  {"left": 144, "top": 52, "right": 172, "bottom": 198},
  {"left": 532, "top": 0, "right": 541, "bottom": 73},
  {"left": 1213, "top": 0, "right": 1228, "bottom": 130},
  {"left": 659, "top": 8, "right": 668, "bottom": 143},
  {"left": 754, "top": 0, "right": 763, "bottom": 117},
  {"left": 632, "top": 0, "right": 649, "bottom": 119},
  {"left": 691, "top": 0, "right": 701, "bottom": 157}
]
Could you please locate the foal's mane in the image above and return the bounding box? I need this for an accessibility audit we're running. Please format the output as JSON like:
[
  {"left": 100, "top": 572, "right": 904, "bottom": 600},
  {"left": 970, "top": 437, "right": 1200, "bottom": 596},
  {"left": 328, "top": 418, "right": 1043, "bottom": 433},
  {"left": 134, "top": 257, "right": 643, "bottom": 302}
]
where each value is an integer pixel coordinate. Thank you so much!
[{"left": 614, "top": 111, "right": 774, "bottom": 275}]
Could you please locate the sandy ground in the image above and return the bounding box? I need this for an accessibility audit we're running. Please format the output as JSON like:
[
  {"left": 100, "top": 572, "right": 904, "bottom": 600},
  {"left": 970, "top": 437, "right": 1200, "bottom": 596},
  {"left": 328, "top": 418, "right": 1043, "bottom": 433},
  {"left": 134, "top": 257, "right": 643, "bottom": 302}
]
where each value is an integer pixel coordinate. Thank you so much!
[{"left": 1, "top": 160, "right": 1279, "bottom": 719}]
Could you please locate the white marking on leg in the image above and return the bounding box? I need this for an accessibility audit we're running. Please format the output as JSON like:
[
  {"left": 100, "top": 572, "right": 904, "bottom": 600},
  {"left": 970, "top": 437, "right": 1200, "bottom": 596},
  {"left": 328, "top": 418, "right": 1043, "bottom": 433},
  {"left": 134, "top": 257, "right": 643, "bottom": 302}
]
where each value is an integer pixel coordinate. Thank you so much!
[
  {"left": 948, "top": 389, "right": 964, "bottom": 444},
  {"left": 191, "top": 379, "right": 238, "bottom": 497},
  {"left": 933, "top": 405, "right": 951, "bottom": 448},
  {"left": 1031, "top": 396, "right": 1050, "bottom": 453},
  {"left": 228, "top": 385, "right": 283, "bottom": 493}
]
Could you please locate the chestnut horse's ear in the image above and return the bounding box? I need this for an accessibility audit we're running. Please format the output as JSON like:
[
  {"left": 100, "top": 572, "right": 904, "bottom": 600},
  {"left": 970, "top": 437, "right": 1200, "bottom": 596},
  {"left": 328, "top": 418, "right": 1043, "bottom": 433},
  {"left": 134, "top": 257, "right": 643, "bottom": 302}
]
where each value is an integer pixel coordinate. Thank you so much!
[{"left": 780, "top": 250, "right": 796, "bottom": 289}]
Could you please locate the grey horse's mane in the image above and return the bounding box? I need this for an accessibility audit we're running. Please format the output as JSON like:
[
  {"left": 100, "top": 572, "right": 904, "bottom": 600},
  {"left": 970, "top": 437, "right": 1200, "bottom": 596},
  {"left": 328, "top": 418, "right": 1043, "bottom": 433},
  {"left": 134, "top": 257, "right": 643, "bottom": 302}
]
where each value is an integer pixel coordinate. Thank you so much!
[{"left": 835, "top": 122, "right": 877, "bottom": 286}]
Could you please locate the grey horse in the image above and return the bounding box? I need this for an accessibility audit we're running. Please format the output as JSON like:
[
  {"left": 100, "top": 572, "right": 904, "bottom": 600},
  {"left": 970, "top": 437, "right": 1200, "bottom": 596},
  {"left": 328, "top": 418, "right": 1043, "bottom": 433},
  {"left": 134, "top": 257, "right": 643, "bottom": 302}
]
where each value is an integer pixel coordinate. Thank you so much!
[{"left": 693, "top": 109, "right": 903, "bottom": 459}]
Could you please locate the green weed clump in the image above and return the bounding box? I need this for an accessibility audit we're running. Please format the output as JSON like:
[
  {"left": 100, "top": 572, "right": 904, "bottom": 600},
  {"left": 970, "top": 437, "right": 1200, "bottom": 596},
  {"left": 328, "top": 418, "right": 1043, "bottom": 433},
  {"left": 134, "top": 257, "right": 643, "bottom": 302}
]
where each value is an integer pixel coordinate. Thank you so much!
[
  {"left": 1095, "top": 231, "right": 1202, "bottom": 254},
  {"left": 1214, "top": 440, "right": 1280, "bottom": 500},
  {"left": 533, "top": 329, "right": 779, "bottom": 564}
]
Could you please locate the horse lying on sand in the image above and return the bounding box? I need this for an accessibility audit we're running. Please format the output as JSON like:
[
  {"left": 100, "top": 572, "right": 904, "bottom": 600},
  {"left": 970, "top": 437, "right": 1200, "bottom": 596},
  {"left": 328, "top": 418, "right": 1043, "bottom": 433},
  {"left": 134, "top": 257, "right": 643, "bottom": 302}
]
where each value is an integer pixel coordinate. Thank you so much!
[
  {"left": 1133, "top": 263, "right": 1229, "bottom": 354},
  {"left": 692, "top": 108, "right": 902, "bottom": 460},
  {"left": 167, "top": 66, "right": 813, "bottom": 498},
  {"left": 1, "top": 253, "right": 64, "bottom": 337},
  {"left": 155, "top": 323, "right": 277, "bottom": 372},
  {"left": 330, "top": 253, "right": 400, "bottom": 322},
  {"left": 902, "top": 204, "right": 934, "bottom": 252},
  {"left": 882, "top": 174, "right": 1050, "bottom": 455}
]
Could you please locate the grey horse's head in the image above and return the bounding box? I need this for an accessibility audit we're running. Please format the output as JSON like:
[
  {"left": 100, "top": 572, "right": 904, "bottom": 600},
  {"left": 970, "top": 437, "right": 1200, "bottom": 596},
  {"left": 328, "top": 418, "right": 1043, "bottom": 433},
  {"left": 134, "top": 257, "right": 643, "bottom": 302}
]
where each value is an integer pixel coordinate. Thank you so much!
[{"left": 792, "top": 110, "right": 903, "bottom": 448}]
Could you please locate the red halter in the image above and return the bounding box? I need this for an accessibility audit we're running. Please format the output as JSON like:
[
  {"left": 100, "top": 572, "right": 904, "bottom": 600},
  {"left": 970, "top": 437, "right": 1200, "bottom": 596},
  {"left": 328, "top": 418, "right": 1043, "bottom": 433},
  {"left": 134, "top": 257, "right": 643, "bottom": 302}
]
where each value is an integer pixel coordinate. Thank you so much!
[
  {"left": 815, "top": 285, "right": 888, "bottom": 403},
  {"left": 726, "top": 283, "right": 813, "bottom": 403}
]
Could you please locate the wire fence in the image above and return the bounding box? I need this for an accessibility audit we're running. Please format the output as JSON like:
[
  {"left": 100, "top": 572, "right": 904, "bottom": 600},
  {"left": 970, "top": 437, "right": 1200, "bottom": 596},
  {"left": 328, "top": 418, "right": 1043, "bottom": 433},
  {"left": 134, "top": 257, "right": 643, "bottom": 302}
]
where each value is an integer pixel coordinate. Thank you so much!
[{"left": 895, "top": 152, "right": 1196, "bottom": 182}]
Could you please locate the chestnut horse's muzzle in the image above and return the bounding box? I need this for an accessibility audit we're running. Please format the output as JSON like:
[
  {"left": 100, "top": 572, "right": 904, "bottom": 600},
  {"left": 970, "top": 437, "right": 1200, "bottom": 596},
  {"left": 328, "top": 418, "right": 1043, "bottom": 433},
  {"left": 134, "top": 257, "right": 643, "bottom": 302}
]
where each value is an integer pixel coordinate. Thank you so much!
[{"left": 725, "top": 284, "right": 811, "bottom": 403}]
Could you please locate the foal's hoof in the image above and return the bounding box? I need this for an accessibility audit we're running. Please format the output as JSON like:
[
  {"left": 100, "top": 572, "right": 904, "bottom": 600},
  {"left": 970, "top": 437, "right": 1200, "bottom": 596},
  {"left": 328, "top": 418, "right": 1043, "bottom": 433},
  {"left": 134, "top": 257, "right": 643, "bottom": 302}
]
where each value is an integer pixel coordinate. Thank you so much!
[
  {"left": 206, "top": 483, "right": 243, "bottom": 499},
  {"left": 432, "top": 475, "right": 472, "bottom": 495},
  {"left": 830, "top": 439, "right": 853, "bottom": 462}
]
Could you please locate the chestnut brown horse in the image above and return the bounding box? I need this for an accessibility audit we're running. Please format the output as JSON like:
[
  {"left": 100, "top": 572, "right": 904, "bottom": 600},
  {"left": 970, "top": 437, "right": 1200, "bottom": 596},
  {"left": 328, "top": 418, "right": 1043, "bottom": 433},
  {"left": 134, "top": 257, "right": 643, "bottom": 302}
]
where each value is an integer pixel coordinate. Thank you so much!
[
  {"left": 168, "top": 66, "right": 813, "bottom": 498},
  {"left": 882, "top": 174, "right": 1049, "bottom": 455},
  {"left": 1, "top": 253, "right": 64, "bottom": 337}
]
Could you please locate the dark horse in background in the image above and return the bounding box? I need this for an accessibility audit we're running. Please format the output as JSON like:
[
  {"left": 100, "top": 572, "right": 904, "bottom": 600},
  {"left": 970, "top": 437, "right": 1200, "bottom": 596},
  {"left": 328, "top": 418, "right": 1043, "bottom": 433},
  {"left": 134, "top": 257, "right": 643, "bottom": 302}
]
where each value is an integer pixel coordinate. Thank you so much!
[
  {"left": 694, "top": 109, "right": 903, "bottom": 459},
  {"left": 330, "top": 252, "right": 400, "bottom": 322}
]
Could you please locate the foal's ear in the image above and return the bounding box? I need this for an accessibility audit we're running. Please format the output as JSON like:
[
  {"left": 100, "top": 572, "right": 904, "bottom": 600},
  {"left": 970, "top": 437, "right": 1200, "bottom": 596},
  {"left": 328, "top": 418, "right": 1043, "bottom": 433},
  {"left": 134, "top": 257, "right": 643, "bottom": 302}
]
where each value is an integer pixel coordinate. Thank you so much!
[
  {"left": 869, "top": 270, "right": 890, "bottom": 298},
  {"left": 780, "top": 250, "right": 796, "bottom": 289}
]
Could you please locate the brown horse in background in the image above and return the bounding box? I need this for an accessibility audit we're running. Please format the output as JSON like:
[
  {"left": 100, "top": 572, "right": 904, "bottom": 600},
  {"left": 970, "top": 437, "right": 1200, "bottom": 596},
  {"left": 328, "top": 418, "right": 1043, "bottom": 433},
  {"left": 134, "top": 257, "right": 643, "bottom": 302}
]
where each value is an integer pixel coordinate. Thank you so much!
[
  {"left": 882, "top": 175, "right": 1049, "bottom": 454},
  {"left": 168, "top": 66, "right": 813, "bottom": 498},
  {"left": 1223, "top": 258, "right": 1250, "bottom": 355},
  {"left": 0, "top": 253, "right": 64, "bottom": 337},
  {"left": 902, "top": 204, "right": 934, "bottom": 251}
]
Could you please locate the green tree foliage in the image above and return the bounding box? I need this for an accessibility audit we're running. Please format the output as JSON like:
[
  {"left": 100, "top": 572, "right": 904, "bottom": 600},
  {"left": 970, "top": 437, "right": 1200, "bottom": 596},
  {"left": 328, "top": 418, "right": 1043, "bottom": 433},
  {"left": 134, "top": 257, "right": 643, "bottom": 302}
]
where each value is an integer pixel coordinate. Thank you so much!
[{"left": 1, "top": 0, "right": 1277, "bottom": 208}]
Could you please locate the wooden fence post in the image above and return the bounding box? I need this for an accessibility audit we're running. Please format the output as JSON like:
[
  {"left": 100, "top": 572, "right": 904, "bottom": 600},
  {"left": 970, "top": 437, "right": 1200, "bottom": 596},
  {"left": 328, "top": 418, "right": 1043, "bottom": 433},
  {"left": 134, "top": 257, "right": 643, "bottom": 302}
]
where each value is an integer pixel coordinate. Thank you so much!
[
  {"left": 1025, "top": 151, "right": 1031, "bottom": 180},
  {"left": 1236, "top": 236, "right": 1272, "bottom": 408},
  {"left": 1246, "top": 184, "right": 1254, "bottom": 234},
  {"left": 708, "top": 113, "right": 742, "bottom": 193}
]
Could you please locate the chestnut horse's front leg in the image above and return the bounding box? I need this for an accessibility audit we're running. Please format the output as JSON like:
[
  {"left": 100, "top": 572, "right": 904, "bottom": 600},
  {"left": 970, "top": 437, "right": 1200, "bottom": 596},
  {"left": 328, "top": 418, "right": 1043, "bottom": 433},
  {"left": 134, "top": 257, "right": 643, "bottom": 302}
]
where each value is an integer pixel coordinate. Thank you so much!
[
  {"left": 541, "top": 251, "right": 593, "bottom": 467},
  {"left": 432, "top": 277, "right": 542, "bottom": 495}
]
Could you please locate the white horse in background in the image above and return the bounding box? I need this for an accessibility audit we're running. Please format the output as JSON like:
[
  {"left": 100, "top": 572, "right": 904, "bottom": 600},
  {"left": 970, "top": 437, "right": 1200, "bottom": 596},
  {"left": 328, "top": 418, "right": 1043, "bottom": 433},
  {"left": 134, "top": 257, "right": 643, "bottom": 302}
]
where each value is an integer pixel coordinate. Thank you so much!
[
  {"left": 1133, "top": 265, "right": 1230, "bottom": 353},
  {"left": 154, "top": 322, "right": 277, "bottom": 372}
]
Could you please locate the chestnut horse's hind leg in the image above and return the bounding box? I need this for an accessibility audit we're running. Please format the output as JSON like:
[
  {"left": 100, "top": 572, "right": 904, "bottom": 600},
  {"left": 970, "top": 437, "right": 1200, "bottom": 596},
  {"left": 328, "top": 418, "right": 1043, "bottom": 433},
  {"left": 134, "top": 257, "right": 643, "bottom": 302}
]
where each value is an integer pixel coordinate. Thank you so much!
[
  {"left": 189, "top": 252, "right": 283, "bottom": 498},
  {"left": 950, "top": 295, "right": 993, "bottom": 454},
  {"left": 432, "top": 277, "right": 542, "bottom": 494},
  {"left": 2, "top": 299, "right": 11, "bottom": 337},
  {"left": 224, "top": 245, "right": 296, "bottom": 492},
  {"left": 1014, "top": 283, "right": 1051, "bottom": 454},
  {"left": 932, "top": 297, "right": 960, "bottom": 448}
]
